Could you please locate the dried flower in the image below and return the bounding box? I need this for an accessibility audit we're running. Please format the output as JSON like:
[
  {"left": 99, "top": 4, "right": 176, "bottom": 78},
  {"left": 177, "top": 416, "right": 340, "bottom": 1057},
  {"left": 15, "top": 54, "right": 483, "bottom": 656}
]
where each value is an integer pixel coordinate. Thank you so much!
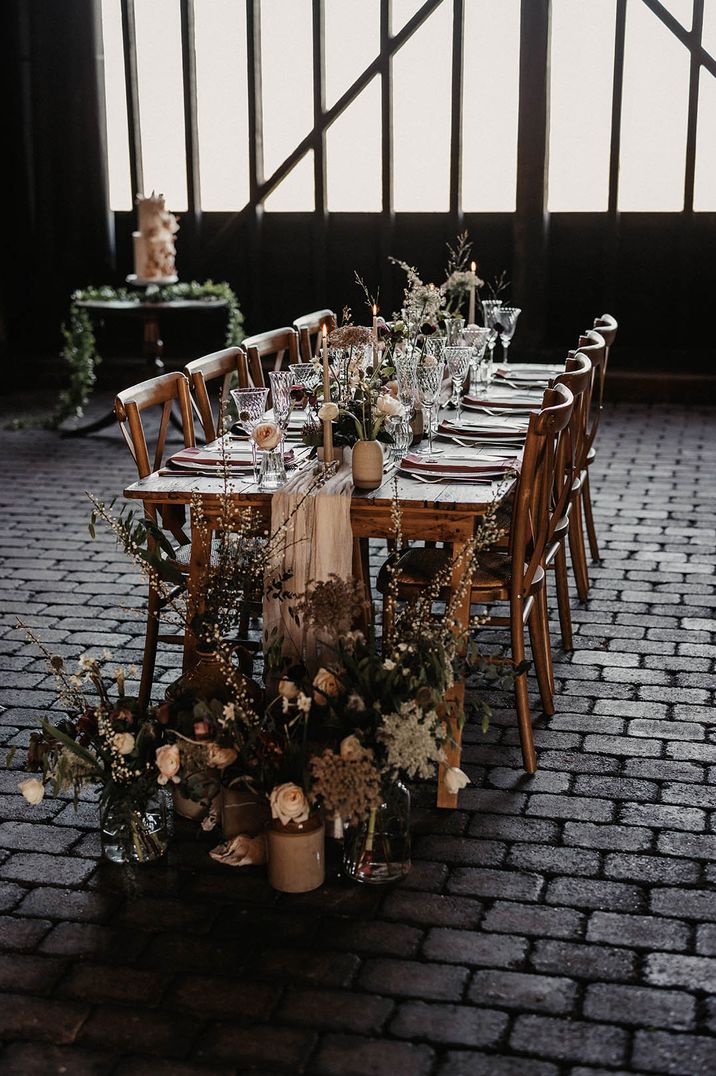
[
  {"left": 329, "top": 325, "right": 372, "bottom": 349},
  {"left": 313, "top": 667, "right": 342, "bottom": 702},
  {"left": 112, "top": 732, "right": 135, "bottom": 756},
  {"left": 18, "top": 778, "right": 44, "bottom": 805},
  {"left": 378, "top": 700, "right": 446, "bottom": 781},
  {"left": 310, "top": 748, "right": 382, "bottom": 825},
  {"left": 298, "top": 575, "right": 366, "bottom": 637}
]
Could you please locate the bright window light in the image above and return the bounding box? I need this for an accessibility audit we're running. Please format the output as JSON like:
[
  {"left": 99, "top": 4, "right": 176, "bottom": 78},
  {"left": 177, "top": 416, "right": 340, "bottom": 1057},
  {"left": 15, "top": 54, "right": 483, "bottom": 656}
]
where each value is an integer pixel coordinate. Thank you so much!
[
  {"left": 100, "top": 0, "right": 132, "bottom": 210},
  {"left": 392, "top": 1, "right": 452, "bottom": 211},
  {"left": 327, "top": 77, "right": 382, "bottom": 211},
  {"left": 194, "top": 0, "right": 249, "bottom": 211},
  {"left": 325, "top": 0, "right": 380, "bottom": 109},
  {"left": 461, "top": 0, "right": 520, "bottom": 212},
  {"left": 261, "top": 0, "right": 313, "bottom": 187},
  {"left": 548, "top": 0, "right": 616, "bottom": 212},
  {"left": 264, "top": 151, "right": 315, "bottom": 212},
  {"left": 694, "top": 70, "right": 716, "bottom": 210},
  {"left": 133, "top": 0, "right": 188, "bottom": 210},
  {"left": 703, "top": 0, "right": 716, "bottom": 57},
  {"left": 618, "top": 0, "right": 690, "bottom": 211}
]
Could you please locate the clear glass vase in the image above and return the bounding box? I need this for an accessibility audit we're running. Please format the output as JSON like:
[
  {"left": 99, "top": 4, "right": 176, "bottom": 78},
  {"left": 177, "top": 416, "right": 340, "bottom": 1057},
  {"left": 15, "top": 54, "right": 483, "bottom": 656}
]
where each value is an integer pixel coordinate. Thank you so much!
[
  {"left": 343, "top": 779, "right": 411, "bottom": 885},
  {"left": 100, "top": 797, "right": 169, "bottom": 864},
  {"left": 258, "top": 447, "right": 287, "bottom": 490}
]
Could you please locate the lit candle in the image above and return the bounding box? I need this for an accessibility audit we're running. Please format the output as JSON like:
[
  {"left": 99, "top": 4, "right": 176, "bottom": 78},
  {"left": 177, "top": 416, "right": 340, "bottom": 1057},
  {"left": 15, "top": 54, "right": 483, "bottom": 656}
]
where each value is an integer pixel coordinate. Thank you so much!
[
  {"left": 468, "top": 261, "right": 477, "bottom": 326},
  {"left": 321, "top": 324, "right": 333, "bottom": 465}
]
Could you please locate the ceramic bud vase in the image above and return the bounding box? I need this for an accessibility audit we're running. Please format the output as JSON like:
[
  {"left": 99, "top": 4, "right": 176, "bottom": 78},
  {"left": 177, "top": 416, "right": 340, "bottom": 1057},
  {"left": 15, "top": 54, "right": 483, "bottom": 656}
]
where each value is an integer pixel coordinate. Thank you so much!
[
  {"left": 221, "top": 779, "right": 270, "bottom": 839},
  {"left": 266, "top": 814, "right": 325, "bottom": 893},
  {"left": 351, "top": 440, "right": 383, "bottom": 490}
]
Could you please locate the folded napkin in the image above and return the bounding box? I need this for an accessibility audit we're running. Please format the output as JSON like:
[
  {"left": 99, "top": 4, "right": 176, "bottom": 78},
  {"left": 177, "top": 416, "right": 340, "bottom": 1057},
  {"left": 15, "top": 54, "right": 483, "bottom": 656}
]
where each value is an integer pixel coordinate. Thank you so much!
[
  {"left": 401, "top": 452, "right": 518, "bottom": 475},
  {"left": 439, "top": 418, "right": 528, "bottom": 440},
  {"left": 263, "top": 463, "right": 354, "bottom": 669},
  {"left": 463, "top": 395, "right": 539, "bottom": 410},
  {"left": 168, "top": 445, "right": 294, "bottom": 469}
]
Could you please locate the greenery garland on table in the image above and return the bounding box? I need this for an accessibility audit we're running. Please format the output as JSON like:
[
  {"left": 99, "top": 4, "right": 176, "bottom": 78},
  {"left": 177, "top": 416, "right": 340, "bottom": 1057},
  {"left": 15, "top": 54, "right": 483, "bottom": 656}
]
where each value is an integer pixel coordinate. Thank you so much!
[{"left": 51, "top": 280, "right": 245, "bottom": 429}]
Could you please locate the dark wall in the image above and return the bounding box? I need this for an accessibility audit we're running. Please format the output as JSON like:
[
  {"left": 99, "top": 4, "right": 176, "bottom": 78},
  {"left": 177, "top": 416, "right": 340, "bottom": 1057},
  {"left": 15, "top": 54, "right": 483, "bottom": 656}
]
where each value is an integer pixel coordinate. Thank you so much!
[{"left": 2, "top": 0, "right": 715, "bottom": 386}]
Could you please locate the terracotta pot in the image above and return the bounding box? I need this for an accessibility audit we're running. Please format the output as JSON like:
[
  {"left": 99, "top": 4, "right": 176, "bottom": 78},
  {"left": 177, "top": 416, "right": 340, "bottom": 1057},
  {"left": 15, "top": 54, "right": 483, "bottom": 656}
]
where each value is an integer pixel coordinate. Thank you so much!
[
  {"left": 351, "top": 440, "right": 383, "bottom": 491},
  {"left": 221, "top": 781, "right": 270, "bottom": 839},
  {"left": 266, "top": 814, "right": 325, "bottom": 893}
]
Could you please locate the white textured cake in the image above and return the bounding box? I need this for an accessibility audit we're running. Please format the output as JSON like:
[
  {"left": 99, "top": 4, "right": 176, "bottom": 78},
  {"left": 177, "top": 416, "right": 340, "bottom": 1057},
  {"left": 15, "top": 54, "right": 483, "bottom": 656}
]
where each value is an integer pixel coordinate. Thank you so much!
[{"left": 131, "top": 192, "right": 179, "bottom": 284}]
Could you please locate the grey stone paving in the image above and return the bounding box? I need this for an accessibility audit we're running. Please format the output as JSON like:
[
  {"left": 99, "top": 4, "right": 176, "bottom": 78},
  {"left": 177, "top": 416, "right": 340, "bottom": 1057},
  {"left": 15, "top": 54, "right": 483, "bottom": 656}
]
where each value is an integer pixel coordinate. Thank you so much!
[{"left": 0, "top": 398, "right": 714, "bottom": 1074}]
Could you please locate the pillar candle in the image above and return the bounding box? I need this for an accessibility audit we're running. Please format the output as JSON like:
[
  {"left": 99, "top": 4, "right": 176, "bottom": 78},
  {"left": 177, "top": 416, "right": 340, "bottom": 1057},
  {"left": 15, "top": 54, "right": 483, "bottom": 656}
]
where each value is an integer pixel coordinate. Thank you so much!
[
  {"left": 321, "top": 325, "right": 333, "bottom": 465},
  {"left": 468, "top": 262, "right": 477, "bottom": 326}
]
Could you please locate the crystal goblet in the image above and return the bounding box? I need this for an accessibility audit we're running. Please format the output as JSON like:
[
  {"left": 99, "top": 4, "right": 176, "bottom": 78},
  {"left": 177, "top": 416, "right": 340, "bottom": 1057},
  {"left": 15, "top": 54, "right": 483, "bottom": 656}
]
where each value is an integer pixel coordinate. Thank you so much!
[
  {"left": 415, "top": 356, "right": 445, "bottom": 460},
  {"left": 445, "top": 346, "right": 472, "bottom": 421},
  {"left": 230, "top": 386, "right": 269, "bottom": 475},
  {"left": 481, "top": 299, "right": 503, "bottom": 373},
  {"left": 494, "top": 306, "right": 521, "bottom": 365}
]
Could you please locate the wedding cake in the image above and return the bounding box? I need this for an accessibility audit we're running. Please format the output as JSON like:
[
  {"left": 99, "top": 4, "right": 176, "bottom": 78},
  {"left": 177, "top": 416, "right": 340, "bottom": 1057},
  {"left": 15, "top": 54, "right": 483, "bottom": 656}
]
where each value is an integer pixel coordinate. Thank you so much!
[{"left": 131, "top": 192, "right": 179, "bottom": 284}]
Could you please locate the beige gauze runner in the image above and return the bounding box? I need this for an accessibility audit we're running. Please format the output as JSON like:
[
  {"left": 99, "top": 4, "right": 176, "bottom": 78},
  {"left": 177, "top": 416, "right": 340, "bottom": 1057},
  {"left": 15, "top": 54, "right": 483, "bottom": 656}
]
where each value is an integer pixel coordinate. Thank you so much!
[{"left": 263, "top": 462, "right": 354, "bottom": 671}]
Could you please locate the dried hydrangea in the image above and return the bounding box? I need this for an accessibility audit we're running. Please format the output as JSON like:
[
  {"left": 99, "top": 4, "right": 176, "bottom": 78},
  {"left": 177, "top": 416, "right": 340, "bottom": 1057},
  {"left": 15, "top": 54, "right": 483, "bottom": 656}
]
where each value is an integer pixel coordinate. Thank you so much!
[
  {"left": 329, "top": 324, "right": 372, "bottom": 349},
  {"left": 378, "top": 700, "right": 446, "bottom": 781},
  {"left": 310, "top": 748, "right": 382, "bottom": 825},
  {"left": 298, "top": 574, "right": 366, "bottom": 637}
]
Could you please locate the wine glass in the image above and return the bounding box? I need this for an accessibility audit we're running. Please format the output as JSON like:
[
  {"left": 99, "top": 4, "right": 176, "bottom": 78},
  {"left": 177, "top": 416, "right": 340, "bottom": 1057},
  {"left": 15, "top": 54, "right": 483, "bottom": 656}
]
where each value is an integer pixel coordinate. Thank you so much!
[
  {"left": 288, "top": 362, "right": 321, "bottom": 394},
  {"left": 393, "top": 349, "right": 419, "bottom": 411},
  {"left": 445, "top": 317, "right": 465, "bottom": 346},
  {"left": 415, "top": 356, "right": 445, "bottom": 460},
  {"left": 481, "top": 299, "right": 503, "bottom": 372},
  {"left": 268, "top": 371, "right": 293, "bottom": 423},
  {"left": 461, "top": 326, "right": 492, "bottom": 392},
  {"left": 444, "top": 346, "right": 472, "bottom": 421},
  {"left": 423, "top": 335, "right": 446, "bottom": 362},
  {"left": 494, "top": 306, "right": 521, "bottom": 365},
  {"left": 230, "top": 386, "right": 269, "bottom": 474}
]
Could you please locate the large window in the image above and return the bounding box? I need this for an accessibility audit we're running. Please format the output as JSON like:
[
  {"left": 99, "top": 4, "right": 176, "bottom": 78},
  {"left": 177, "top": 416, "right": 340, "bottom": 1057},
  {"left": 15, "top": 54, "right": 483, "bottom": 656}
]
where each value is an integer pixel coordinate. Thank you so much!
[{"left": 101, "top": 0, "right": 716, "bottom": 214}]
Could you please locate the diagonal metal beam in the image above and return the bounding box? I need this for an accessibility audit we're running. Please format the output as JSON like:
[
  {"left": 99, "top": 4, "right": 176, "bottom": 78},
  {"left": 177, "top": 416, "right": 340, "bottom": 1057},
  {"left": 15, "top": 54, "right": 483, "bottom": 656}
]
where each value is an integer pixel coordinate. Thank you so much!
[
  {"left": 640, "top": 0, "right": 716, "bottom": 75},
  {"left": 256, "top": 0, "right": 445, "bottom": 204},
  {"left": 684, "top": 0, "right": 705, "bottom": 212}
]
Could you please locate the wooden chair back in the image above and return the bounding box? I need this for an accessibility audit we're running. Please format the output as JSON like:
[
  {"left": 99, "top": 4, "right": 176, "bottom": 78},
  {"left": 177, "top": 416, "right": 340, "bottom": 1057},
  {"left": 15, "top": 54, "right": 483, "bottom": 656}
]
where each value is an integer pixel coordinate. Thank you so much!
[
  {"left": 241, "top": 328, "right": 300, "bottom": 388},
  {"left": 552, "top": 352, "right": 592, "bottom": 480},
  {"left": 293, "top": 309, "right": 336, "bottom": 362},
  {"left": 593, "top": 312, "right": 618, "bottom": 354},
  {"left": 115, "top": 372, "right": 195, "bottom": 480},
  {"left": 509, "top": 383, "right": 573, "bottom": 601},
  {"left": 569, "top": 328, "right": 607, "bottom": 453},
  {"left": 184, "top": 346, "right": 248, "bottom": 443}
]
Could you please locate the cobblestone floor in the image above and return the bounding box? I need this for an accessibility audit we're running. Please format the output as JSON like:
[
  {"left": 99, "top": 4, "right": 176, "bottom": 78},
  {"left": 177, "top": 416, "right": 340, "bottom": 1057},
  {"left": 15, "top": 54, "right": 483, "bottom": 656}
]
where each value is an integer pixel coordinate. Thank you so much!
[{"left": 0, "top": 397, "right": 715, "bottom": 1075}]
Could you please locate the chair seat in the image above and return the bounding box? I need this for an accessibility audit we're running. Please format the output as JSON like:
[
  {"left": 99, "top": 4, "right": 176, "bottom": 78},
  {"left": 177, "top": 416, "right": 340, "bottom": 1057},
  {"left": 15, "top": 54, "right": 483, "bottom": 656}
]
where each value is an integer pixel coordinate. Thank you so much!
[{"left": 376, "top": 545, "right": 544, "bottom": 603}]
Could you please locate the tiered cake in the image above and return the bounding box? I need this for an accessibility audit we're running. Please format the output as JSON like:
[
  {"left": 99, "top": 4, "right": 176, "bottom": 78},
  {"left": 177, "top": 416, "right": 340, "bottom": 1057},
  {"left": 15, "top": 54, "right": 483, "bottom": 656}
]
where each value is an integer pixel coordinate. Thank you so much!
[{"left": 131, "top": 192, "right": 179, "bottom": 284}]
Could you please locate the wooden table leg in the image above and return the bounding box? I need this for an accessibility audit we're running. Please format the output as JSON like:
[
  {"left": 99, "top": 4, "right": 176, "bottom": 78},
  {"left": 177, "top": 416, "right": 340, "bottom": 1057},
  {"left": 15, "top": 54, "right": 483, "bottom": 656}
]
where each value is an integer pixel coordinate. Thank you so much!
[
  {"left": 183, "top": 509, "right": 213, "bottom": 671},
  {"left": 437, "top": 537, "right": 473, "bottom": 809}
]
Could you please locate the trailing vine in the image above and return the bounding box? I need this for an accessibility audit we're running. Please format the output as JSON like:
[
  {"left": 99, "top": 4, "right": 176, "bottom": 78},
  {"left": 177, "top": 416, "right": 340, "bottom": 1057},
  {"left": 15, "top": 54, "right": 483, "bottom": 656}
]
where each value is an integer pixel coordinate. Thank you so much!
[{"left": 51, "top": 280, "right": 245, "bottom": 428}]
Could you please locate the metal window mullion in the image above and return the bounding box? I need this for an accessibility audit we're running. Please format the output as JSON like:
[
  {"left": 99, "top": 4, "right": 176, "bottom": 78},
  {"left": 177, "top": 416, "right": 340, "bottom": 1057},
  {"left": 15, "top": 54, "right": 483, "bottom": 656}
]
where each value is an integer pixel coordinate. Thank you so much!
[
  {"left": 683, "top": 0, "right": 705, "bottom": 213},
  {"left": 312, "top": 0, "right": 326, "bottom": 215},
  {"left": 449, "top": 0, "right": 464, "bottom": 222},
  {"left": 247, "top": 0, "right": 264, "bottom": 202},
  {"left": 641, "top": 0, "right": 716, "bottom": 76},
  {"left": 380, "top": 0, "right": 393, "bottom": 216},
  {"left": 180, "top": 0, "right": 201, "bottom": 218},
  {"left": 120, "top": 0, "right": 143, "bottom": 196}
]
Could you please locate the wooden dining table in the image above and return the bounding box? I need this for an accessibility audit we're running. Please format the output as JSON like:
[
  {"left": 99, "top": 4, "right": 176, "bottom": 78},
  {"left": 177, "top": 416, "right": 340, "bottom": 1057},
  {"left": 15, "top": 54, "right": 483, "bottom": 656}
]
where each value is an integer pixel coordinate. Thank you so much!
[{"left": 123, "top": 367, "right": 556, "bottom": 807}]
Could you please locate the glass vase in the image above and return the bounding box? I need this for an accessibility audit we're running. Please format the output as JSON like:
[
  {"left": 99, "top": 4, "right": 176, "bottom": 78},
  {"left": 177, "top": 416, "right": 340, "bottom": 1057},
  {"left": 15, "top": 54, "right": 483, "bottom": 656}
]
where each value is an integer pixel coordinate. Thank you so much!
[
  {"left": 343, "top": 779, "right": 411, "bottom": 885},
  {"left": 100, "top": 796, "right": 169, "bottom": 865},
  {"left": 258, "top": 447, "right": 287, "bottom": 490}
]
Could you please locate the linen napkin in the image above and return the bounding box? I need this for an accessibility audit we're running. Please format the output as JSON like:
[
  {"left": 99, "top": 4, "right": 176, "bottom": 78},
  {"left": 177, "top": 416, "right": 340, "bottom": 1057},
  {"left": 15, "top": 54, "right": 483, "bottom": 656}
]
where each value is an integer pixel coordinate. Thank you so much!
[{"left": 263, "top": 462, "right": 354, "bottom": 669}]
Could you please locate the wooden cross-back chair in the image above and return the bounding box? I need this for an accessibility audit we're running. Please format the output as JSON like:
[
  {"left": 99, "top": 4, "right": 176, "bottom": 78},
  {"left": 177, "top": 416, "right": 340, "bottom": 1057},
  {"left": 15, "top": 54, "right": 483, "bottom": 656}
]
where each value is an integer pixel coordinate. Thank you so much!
[
  {"left": 241, "top": 328, "right": 300, "bottom": 390},
  {"left": 184, "top": 347, "right": 249, "bottom": 443},
  {"left": 293, "top": 309, "right": 337, "bottom": 362},
  {"left": 114, "top": 372, "right": 196, "bottom": 708},
  {"left": 568, "top": 328, "right": 608, "bottom": 567},
  {"left": 377, "top": 383, "right": 574, "bottom": 772}
]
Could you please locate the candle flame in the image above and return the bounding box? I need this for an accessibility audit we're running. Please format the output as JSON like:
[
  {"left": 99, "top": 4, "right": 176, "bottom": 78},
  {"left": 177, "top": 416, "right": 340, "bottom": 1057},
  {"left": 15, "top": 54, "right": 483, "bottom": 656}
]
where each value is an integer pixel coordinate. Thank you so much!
[
  {"left": 372, "top": 304, "right": 377, "bottom": 316},
  {"left": 322, "top": 324, "right": 328, "bottom": 338},
  {"left": 470, "top": 261, "right": 476, "bottom": 273}
]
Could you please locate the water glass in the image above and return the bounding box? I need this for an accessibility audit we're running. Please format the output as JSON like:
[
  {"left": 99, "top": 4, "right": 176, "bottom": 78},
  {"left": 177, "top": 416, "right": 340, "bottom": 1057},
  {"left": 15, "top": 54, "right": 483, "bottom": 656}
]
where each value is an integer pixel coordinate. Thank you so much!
[{"left": 269, "top": 371, "right": 293, "bottom": 423}]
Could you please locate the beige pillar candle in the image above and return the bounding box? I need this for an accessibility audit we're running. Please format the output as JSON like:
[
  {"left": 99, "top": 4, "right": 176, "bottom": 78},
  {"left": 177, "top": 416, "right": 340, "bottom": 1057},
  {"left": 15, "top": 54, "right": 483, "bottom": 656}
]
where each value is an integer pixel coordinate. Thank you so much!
[{"left": 321, "top": 324, "right": 333, "bottom": 464}]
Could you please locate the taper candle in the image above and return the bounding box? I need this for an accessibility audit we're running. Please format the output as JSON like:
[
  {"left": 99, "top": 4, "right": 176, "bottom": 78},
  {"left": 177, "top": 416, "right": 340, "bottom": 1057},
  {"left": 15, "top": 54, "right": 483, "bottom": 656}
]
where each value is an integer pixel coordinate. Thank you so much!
[
  {"left": 372, "top": 304, "right": 379, "bottom": 367},
  {"left": 468, "top": 261, "right": 477, "bottom": 326},
  {"left": 321, "top": 324, "right": 333, "bottom": 464}
]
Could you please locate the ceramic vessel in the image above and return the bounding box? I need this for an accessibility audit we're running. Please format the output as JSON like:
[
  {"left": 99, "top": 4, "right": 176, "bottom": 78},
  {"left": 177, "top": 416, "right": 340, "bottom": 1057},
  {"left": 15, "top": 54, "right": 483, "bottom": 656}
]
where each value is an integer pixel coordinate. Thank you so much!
[
  {"left": 266, "top": 814, "right": 325, "bottom": 893},
  {"left": 351, "top": 440, "right": 383, "bottom": 490}
]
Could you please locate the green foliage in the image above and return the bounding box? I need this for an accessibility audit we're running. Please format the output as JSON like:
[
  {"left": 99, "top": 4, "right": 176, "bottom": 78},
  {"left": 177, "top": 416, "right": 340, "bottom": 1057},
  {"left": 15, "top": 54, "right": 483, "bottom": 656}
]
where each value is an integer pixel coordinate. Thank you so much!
[{"left": 50, "top": 280, "right": 245, "bottom": 428}]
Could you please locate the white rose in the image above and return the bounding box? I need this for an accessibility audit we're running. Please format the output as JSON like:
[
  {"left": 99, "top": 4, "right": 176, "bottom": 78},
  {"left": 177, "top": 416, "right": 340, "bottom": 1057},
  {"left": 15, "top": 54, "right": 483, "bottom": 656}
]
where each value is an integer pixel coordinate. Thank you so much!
[
  {"left": 18, "top": 778, "right": 44, "bottom": 805},
  {"left": 376, "top": 394, "right": 404, "bottom": 418},
  {"left": 269, "top": 783, "right": 310, "bottom": 827},
  {"left": 318, "top": 402, "right": 339, "bottom": 422},
  {"left": 112, "top": 732, "right": 135, "bottom": 756},
  {"left": 444, "top": 767, "right": 470, "bottom": 794},
  {"left": 278, "top": 679, "right": 301, "bottom": 700},
  {"left": 206, "top": 744, "right": 238, "bottom": 769},
  {"left": 253, "top": 421, "right": 282, "bottom": 451},
  {"left": 296, "top": 692, "right": 313, "bottom": 714},
  {"left": 155, "top": 744, "right": 181, "bottom": 785},
  {"left": 313, "top": 667, "right": 342, "bottom": 702},
  {"left": 340, "top": 735, "right": 363, "bottom": 760}
]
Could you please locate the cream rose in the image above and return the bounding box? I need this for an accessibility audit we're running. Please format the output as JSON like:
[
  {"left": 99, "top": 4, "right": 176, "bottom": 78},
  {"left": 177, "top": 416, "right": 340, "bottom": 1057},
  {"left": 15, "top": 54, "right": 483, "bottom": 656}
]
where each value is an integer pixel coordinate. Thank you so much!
[
  {"left": 253, "top": 421, "right": 282, "bottom": 451},
  {"left": 206, "top": 744, "right": 238, "bottom": 769},
  {"left": 376, "top": 394, "right": 404, "bottom": 418},
  {"left": 339, "top": 735, "right": 363, "bottom": 760},
  {"left": 18, "top": 778, "right": 44, "bottom": 805},
  {"left": 444, "top": 766, "right": 470, "bottom": 794},
  {"left": 270, "top": 782, "right": 310, "bottom": 827},
  {"left": 313, "top": 667, "right": 341, "bottom": 702},
  {"left": 278, "top": 678, "right": 301, "bottom": 700},
  {"left": 318, "top": 401, "right": 339, "bottom": 422},
  {"left": 155, "top": 744, "right": 181, "bottom": 785},
  {"left": 112, "top": 732, "right": 135, "bottom": 756}
]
